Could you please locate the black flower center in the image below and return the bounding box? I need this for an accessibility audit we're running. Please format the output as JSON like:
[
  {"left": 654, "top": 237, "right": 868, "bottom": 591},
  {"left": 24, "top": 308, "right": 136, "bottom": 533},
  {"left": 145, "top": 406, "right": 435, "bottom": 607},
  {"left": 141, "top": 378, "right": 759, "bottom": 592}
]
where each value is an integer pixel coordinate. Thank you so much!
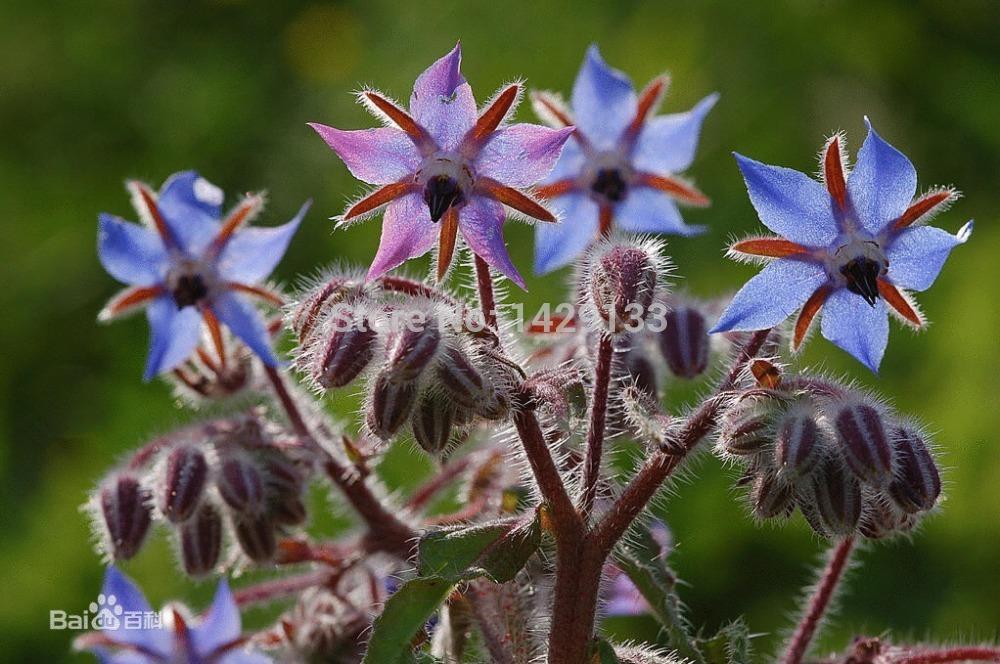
[
  {"left": 423, "top": 175, "right": 464, "bottom": 222},
  {"left": 591, "top": 168, "right": 627, "bottom": 203},
  {"left": 840, "top": 257, "right": 881, "bottom": 306},
  {"left": 172, "top": 274, "right": 209, "bottom": 309}
]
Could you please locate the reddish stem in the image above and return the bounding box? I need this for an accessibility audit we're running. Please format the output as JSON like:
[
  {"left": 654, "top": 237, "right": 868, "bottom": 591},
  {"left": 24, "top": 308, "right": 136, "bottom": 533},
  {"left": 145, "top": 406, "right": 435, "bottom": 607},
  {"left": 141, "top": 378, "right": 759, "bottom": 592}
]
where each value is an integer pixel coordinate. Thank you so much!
[
  {"left": 895, "top": 647, "right": 1000, "bottom": 663},
  {"left": 512, "top": 409, "right": 580, "bottom": 536},
  {"left": 232, "top": 570, "right": 332, "bottom": 608},
  {"left": 579, "top": 333, "right": 613, "bottom": 517},
  {"left": 781, "top": 537, "right": 856, "bottom": 664},
  {"left": 474, "top": 255, "right": 498, "bottom": 331},
  {"left": 406, "top": 454, "right": 475, "bottom": 511}
]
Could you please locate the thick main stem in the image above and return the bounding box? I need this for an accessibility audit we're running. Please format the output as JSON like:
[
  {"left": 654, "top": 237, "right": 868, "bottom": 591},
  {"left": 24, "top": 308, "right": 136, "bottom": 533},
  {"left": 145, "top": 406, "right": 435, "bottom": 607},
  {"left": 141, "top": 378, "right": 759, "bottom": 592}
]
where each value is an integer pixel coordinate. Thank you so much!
[
  {"left": 548, "top": 538, "right": 605, "bottom": 664},
  {"left": 781, "top": 536, "right": 856, "bottom": 664},
  {"left": 580, "top": 333, "right": 614, "bottom": 517}
]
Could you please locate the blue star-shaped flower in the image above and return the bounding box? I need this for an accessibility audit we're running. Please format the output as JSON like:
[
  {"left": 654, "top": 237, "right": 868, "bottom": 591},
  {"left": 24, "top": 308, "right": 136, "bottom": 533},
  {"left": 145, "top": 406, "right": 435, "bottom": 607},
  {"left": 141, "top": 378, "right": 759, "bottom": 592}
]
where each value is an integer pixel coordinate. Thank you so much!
[
  {"left": 531, "top": 44, "right": 719, "bottom": 274},
  {"left": 712, "top": 119, "right": 973, "bottom": 372},
  {"left": 97, "top": 171, "right": 308, "bottom": 380},
  {"left": 74, "top": 567, "right": 270, "bottom": 663}
]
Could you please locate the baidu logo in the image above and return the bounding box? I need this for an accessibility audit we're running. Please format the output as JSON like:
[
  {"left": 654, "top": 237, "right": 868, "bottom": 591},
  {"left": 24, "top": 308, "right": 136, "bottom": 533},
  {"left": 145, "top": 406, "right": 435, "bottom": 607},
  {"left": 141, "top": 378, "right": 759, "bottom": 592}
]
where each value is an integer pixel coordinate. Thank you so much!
[
  {"left": 89, "top": 593, "right": 123, "bottom": 630},
  {"left": 50, "top": 592, "right": 160, "bottom": 631}
]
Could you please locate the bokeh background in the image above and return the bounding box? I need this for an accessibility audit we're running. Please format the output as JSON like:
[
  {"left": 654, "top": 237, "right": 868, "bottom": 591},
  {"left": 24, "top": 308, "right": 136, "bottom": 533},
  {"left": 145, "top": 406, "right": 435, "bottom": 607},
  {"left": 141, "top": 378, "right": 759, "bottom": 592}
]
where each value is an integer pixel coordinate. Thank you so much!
[{"left": 2, "top": 0, "right": 998, "bottom": 661}]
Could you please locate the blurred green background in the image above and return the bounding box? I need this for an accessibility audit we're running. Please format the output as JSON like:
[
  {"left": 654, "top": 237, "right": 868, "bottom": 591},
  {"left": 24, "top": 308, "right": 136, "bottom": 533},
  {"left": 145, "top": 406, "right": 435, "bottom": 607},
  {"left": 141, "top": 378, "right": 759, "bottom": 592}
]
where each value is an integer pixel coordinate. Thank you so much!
[{"left": 1, "top": 0, "right": 998, "bottom": 661}]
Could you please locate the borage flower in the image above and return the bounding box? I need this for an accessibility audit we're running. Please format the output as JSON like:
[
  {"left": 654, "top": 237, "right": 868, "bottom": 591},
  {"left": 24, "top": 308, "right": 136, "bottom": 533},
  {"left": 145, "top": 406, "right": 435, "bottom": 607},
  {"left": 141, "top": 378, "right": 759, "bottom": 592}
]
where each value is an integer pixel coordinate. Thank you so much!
[
  {"left": 74, "top": 567, "right": 269, "bottom": 663},
  {"left": 712, "top": 119, "right": 972, "bottom": 371},
  {"left": 97, "top": 171, "right": 308, "bottom": 380},
  {"left": 309, "top": 43, "right": 573, "bottom": 288},
  {"left": 531, "top": 45, "right": 718, "bottom": 273}
]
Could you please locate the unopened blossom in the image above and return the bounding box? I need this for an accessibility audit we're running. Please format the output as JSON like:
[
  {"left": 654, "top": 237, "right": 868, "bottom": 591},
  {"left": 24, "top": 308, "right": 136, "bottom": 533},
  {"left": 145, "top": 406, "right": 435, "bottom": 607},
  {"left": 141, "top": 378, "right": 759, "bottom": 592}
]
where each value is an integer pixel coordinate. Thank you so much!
[
  {"left": 74, "top": 567, "right": 269, "bottom": 663},
  {"left": 309, "top": 43, "right": 573, "bottom": 288},
  {"left": 712, "top": 119, "right": 972, "bottom": 371},
  {"left": 531, "top": 45, "right": 718, "bottom": 273},
  {"left": 97, "top": 171, "right": 308, "bottom": 380}
]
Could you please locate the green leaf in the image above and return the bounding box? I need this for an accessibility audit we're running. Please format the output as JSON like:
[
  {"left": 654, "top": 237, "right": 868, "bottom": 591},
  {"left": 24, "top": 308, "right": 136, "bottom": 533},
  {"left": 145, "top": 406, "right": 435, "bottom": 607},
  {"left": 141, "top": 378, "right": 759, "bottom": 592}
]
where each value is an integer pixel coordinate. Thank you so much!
[
  {"left": 362, "top": 577, "right": 454, "bottom": 664},
  {"left": 697, "top": 619, "right": 752, "bottom": 664},
  {"left": 589, "top": 637, "right": 621, "bottom": 663},
  {"left": 418, "top": 512, "right": 541, "bottom": 583}
]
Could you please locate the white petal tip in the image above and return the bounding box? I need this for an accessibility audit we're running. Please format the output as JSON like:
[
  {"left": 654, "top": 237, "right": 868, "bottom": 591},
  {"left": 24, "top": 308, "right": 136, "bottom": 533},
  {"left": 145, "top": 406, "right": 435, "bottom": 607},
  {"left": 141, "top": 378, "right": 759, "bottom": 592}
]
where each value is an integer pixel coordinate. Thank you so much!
[{"left": 957, "top": 220, "right": 974, "bottom": 242}]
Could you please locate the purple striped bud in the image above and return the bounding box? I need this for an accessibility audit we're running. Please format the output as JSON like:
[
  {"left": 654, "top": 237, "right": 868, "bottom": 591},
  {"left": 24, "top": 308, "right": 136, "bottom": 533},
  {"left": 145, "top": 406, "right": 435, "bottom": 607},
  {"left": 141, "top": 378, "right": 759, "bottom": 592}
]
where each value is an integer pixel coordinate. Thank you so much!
[
  {"left": 751, "top": 473, "right": 794, "bottom": 519},
  {"left": 805, "top": 458, "right": 862, "bottom": 537},
  {"left": 258, "top": 450, "right": 304, "bottom": 498},
  {"left": 474, "top": 388, "right": 512, "bottom": 421},
  {"left": 774, "top": 410, "right": 822, "bottom": 479},
  {"left": 217, "top": 456, "right": 266, "bottom": 515},
  {"left": 888, "top": 427, "right": 941, "bottom": 514},
  {"left": 367, "top": 372, "right": 417, "bottom": 439},
  {"left": 159, "top": 445, "right": 208, "bottom": 523},
  {"left": 386, "top": 321, "right": 440, "bottom": 381},
  {"left": 859, "top": 499, "right": 917, "bottom": 540},
  {"left": 833, "top": 402, "right": 893, "bottom": 487},
  {"left": 658, "top": 306, "right": 709, "bottom": 378},
  {"left": 99, "top": 473, "right": 152, "bottom": 560},
  {"left": 589, "top": 244, "right": 659, "bottom": 334},
  {"left": 271, "top": 496, "right": 308, "bottom": 526},
  {"left": 623, "top": 347, "right": 658, "bottom": 400},
  {"left": 717, "top": 407, "right": 772, "bottom": 456},
  {"left": 180, "top": 503, "right": 222, "bottom": 577},
  {"left": 436, "top": 346, "right": 486, "bottom": 408},
  {"left": 411, "top": 395, "right": 455, "bottom": 455},
  {"left": 233, "top": 514, "right": 277, "bottom": 562},
  {"left": 315, "top": 316, "right": 377, "bottom": 389},
  {"left": 290, "top": 275, "right": 359, "bottom": 343}
]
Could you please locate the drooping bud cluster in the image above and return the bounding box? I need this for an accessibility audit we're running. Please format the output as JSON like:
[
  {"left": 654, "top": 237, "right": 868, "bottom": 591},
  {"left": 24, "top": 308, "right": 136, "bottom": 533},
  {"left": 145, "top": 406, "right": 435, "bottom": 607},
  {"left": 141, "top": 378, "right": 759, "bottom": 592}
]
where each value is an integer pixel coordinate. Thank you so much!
[
  {"left": 87, "top": 412, "right": 311, "bottom": 574},
  {"left": 715, "top": 374, "right": 943, "bottom": 539}
]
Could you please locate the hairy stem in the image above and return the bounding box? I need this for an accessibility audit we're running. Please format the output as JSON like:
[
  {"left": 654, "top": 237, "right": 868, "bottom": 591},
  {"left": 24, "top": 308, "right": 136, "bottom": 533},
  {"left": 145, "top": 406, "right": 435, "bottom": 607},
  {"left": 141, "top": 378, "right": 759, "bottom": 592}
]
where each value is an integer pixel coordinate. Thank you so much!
[
  {"left": 580, "top": 333, "right": 614, "bottom": 517},
  {"left": 512, "top": 408, "right": 580, "bottom": 535},
  {"left": 894, "top": 647, "right": 1000, "bottom": 663},
  {"left": 781, "top": 537, "right": 856, "bottom": 664},
  {"left": 548, "top": 537, "right": 605, "bottom": 664},
  {"left": 233, "top": 570, "right": 332, "bottom": 608},
  {"left": 473, "top": 255, "right": 498, "bottom": 331}
]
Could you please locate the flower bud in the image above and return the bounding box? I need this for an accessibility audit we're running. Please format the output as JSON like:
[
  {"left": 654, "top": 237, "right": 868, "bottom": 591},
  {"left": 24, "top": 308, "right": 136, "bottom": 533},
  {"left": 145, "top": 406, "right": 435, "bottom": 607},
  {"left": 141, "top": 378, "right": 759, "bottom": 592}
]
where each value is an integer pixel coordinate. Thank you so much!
[
  {"left": 859, "top": 499, "right": 916, "bottom": 540},
  {"left": 159, "top": 445, "right": 208, "bottom": 523},
  {"left": 411, "top": 395, "right": 455, "bottom": 455},
  {"left": 717, "top": 406, "right": 772, "bottom": 456},
  {"left": 271, "top": 496, "right": 308, "bottom": 526},
  {"left": 180, "top": 503, "right": 222, "bottom": 576},
  {"left": 658, "top": 306, "right": 709, "bottom": 378},
  {"left": 804, "top": 458, "right": 862, "bottom": 537},
  {"left": 774, "top": 409, "right": 822, "bottom": 479},
  {"left": 588, "top": 244, "right": 659, "bottom": 334},
  {"left": 367, "top": 372, "right": 417, "bottom": 439},
  {"left": 217, "top": 455, "right": 266, "bottom": 515},
  {"left": 622, "top": 346, "right": 658, "bottom": 400},
  {"left": 290, "top": 275, "right": 360, "bottom": 343},
  {"left": 833, "top": 402, "right": 893, "bottom": 487},
  {"left": 315, "top": 316, "right": 378, "bottom": 389},
  {"left": 233, "top": 514, "right": 277, "bottom": 562},
  {"left": 436, "top": 346, "right": 486, "bottom": 408},
  {"left": 99, "top": 473, "right": 152, "bottom": 560},
  {"left": 386, "top": 320, "right": 440, "bottom": 381},
  {"left": 888, "top": 427, "right": 941, "bottom": 514},
  {"left": 751, "top": 472, "right": 794, "bottom": 519},
  {"left": 258, "top": 449, "right": 304, "bottom": 498}
]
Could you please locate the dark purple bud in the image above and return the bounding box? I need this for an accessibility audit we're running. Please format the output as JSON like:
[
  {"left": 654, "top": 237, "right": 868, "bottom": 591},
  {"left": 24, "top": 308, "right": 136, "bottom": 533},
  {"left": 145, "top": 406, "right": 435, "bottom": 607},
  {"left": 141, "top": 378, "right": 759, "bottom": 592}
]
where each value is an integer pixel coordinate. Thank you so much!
[
  {"left": 834, "top": 403, "right": 893, "bottom": 487},
  {"left": 271, "top": 496, "right": 308, "bottom": 526},
  {"left": 805, "top": 457, "right": 862, "bottom": 537},
  {"left": 658, "top": 306, "right": 709, "bottom": 379},
  {"left": 751, "top": 473, "right": 794, "bottom": 519},
  {"left": 859, "top": 498, "right": 917, "bottom": 540},
  {"left": 180, "top": 503, "right": 222, "bottom": 576},
  {"left": 233, "top": 515, "right": 277, "bottom": 562},
  {"left": 474, "top": 388, "right": 512, "bottom": 421},
  {"left": 623, "top": 348, "right": 658, "bottom": 400},
  {"left": 436, "top": 346, "right": 486, "bottom": 408},
  {"left": 888, "top": 427, "right": 941, "bottom": 514},
  {"left": 316, "top": 317, "right": 378, "bottom": 389},
  {"left": 774, "top": 410, "right": 822, "bottom": 479},
  {"left": 217, "top": 456, "right": 266, "bottom": 515},
  {"left": 717, "top": 408, "right": 772, "bottom": 456},
  {"left": 411, "top": 396, "right": 455, "bottom": 455},
  {"left": 99, "top": 473, "right": 152, "bottom": 560},
  {"left": 159, "top": 445, "right": 208, "bottom": 523},
  {"left": 387, "top": 321, "right": 440, "bottom": 381},
  {"left": 367, "top": 372, "right": 418, "bottom": 439},
  {"left": 589, "top": 245, "right": 658, "bottom": 333},
  {"left": 259, "top": 450, "right": 304, "bottom": 498},
  {"left": 290, "top": 276, "right": 358, "bottom": 343}
]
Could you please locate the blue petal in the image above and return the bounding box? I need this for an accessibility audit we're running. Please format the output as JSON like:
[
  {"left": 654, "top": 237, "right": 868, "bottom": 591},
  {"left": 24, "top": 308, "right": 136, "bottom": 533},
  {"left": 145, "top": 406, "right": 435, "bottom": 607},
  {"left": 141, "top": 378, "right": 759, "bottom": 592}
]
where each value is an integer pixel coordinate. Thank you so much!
[
  {"left": 711, "top": 259, "right": 828, "bottom": 333},
  {"left": 157, "top": 171, "right": 224, "bottom": 254},
  {"left": 633, "top": 93, "right": 719, "bottom": 174},
  {"left": 211, "top": 292, "right": 278, "bottom": 366},
  {"left": 734, "top": 154, "right": 839, "bottom": 247},
  {"left": 98, "top": 214, "right": 168, "bottom": 286},
  {"left": 886, "top": 221, "right": 972, "bottom": 292},
  {"left": 216, "top": 651, "right": 273, "bottom": 664},
  {"left": 143, "top": 297, "right": 203, "bottom": 381},
  {"left": 409, "top": 43, "right": 477, "bottom": 151},
  {"left": 542, "top": 138, "right": 586, "bottom": 185},
  {"left": 102, "top": 567, "right": 153, "bottom": 616},
  {"left": 847, "top": 118, "right": 917, "bottom": 235},
  {"left": 616, "top": 186, "right": 705, "bottom": 235},
  {"left": 191, "top": 580, "right": 241, "bottom": 656},
  {"left": 98, "top": 568, "right": 171, "bottom": 654},
  {"left": 534, "top": 193, "right": 599, "bottom": 274},
  {"left": 217, "top": 201, "right": 309, "bottom": 284},
  {"left": 570, "top": 45, "right": 637, "bottom": 149},
  {"left": 820, "top": 287, "right": 889, "bottom": 372},
  {"left": 459, "top": 196, "right": 526, "bottom": 289}
]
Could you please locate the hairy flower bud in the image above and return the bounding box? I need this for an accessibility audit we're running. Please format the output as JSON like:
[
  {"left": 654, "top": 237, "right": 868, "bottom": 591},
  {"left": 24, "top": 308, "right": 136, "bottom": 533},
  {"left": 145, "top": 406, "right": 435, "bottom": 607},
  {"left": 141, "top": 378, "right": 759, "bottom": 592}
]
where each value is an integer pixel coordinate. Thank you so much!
[
  {"left": 99, "top": 473, "right": 152, "bottom": 560},
  {"left": 888, "top": 427, "right": 941, "bottom": 514},
  {"left": 180, "top": 503, "right": 223, "bottom": 576},
  {"left": 271, "top": 496, "right": 308, "bottom": 526},
  {"left": 233, "top": 514, "right": 277, "bottom": 562},
  {"left": 804, "top": 457, "right": 862, "bottom": 537},
  {"left": 588, "top": 243, "right": 660, "bottom": 334},
  {"left": 315, "top": 314, "right": 378, "bottom": 389},
  {"left": 859, "top": 498, "right": 917, "bottom": 539},
  {"left": 436, "top": 346, "right": 486, "bottom": 408},
  {"left": 774, "top": 409, "right": 822, "bottom": 479},
  {"left": 386, "top": 320, "right": 440, "bottom": 381},
  {"left": 622, "top": 345, "right": 658, "bottom": 399},
  {"left": 217, "top": 455, "right": 266, "bottom": 515},
  {"left": 717, "top": 405, "right": 773, "bottom": 457},
  {"left": 833, "top": 402, "right": 893, "bottom": 487},
  {"left": 658, "top": 305, "right": 709, "bottom": 378},
  {"left": 751, "top": 472, "right": 794, "bottom": 519},
  {"left": 367, "top": 372, "right": 418, "bottom": 439},
  {"left": 258, "top": 449, "right": 304, "bottom": 498},
  {"left": 159, "top": 445, "right": 208, "bottom": 523},
  {"left": 411, "top": 394, "right": 455, "bottom": 455},
  {"left": 290, "top": 274, "right": 362, "bottom": 343}
]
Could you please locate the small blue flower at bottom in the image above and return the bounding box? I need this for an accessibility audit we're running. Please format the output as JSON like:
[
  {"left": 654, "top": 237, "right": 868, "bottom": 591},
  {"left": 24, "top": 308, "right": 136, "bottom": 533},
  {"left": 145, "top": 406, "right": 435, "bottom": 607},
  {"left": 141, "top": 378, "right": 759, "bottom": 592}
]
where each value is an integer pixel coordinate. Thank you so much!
[
  {"left": 74, "top": 567, "right": 270, "bottom": 663},
  {"left": 97, "top": 171, "right": 309, "bottom": 381},
  {"left": 711, "top": 119, "right": 972, "bottom": 372}
]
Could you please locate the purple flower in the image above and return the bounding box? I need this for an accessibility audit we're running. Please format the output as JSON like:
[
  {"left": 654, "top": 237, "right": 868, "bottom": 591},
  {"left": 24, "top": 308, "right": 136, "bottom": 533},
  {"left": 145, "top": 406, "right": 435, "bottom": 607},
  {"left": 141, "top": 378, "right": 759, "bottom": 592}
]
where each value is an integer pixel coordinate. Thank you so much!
[
  {"left": 531, "top": 45, "right": 718, "bottom": 274},
  {"left": 712, "top": 119, "right": 972, "bottom": 372},
  {"left": 74, "top": 567, "right": 269, "bottom": 663},
  {"left": 97, "top": 171, "right": 308, "bottom": 380},
  {"left": 309, "top": 43, "right": 573, "bottom": 288}
]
